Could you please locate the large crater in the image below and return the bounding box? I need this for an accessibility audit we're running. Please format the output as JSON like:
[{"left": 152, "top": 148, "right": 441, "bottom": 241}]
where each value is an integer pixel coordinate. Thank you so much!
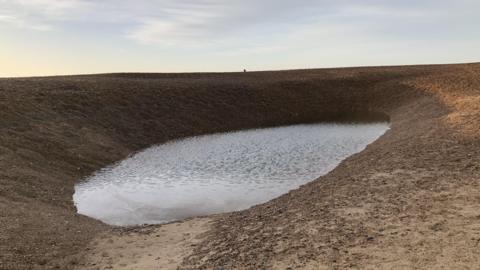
[{"left": 4, "top": 63, "right": 477, "bottom": 269}]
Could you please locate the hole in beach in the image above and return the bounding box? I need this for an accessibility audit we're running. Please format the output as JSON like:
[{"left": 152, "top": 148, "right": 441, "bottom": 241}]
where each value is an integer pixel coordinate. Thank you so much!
[{"left": 73, "top": 122, "right": 389, "bottom": 226}]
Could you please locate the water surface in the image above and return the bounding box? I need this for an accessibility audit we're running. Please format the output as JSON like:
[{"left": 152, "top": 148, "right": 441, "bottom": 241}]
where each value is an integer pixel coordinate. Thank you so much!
[{"left": 74, "top": 123, "right": 388, "bottom": 226}]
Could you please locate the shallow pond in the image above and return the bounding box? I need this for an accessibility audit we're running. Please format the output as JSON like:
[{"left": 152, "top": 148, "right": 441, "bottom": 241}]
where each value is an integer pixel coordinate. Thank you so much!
[{"left": 74, "top": 123, "right": 388, "bottom": 226}]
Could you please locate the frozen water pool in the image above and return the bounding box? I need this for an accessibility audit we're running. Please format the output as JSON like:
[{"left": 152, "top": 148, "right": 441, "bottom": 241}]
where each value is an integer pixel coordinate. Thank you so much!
[{"left": 74, "top": 123, "right": 389, "bottom": 226}]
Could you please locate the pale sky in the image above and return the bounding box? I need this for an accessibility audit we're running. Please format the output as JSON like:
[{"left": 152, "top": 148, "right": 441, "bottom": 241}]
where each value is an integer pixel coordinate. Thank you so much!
[{"left": 1, "top": 0, "right": 479, "bottom": 77}]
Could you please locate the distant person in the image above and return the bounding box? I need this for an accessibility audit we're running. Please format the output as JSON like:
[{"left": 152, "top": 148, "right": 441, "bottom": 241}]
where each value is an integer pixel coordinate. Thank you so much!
[{"left": 243, "top": 69, "right": 247, "bottom": 72}]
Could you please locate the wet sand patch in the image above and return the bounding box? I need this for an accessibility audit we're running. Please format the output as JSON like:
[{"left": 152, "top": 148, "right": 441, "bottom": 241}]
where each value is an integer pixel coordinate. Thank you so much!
[{"left": 77, "top": 218, "right": 212, "bottom": 270}]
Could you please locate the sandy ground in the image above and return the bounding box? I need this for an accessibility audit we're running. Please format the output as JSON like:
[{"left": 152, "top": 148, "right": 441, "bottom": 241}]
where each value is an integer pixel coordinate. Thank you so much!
[{"left": 77, "top": 218, "right": 211, "bottom": 270}]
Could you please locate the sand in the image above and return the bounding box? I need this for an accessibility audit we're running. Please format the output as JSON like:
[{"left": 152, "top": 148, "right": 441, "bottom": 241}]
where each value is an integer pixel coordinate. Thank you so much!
[{"left": 77, "top": 218, "right": 211, "bottom": 270}]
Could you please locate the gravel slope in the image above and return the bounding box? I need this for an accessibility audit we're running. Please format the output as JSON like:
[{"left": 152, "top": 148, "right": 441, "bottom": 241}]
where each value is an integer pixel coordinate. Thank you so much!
[{"left": 0, "top": 63, "right": 479, "bottom": 269}]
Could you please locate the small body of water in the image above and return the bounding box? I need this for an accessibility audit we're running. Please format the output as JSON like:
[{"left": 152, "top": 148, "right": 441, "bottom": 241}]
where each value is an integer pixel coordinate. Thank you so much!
[{"left": 74, "top": 123, "right": 388, "bottom": 226}]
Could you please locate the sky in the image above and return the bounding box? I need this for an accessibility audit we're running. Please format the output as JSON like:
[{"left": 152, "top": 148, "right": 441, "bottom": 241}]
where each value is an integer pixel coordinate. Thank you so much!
[{"left": 0, "top": 0, "right": 479, "bottom": 77}]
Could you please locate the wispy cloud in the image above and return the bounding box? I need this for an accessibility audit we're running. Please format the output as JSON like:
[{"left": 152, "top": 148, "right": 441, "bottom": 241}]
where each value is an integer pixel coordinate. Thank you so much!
[
  {"left": 1, "top": 0, "right": 479, "bottom": 52},
  {"left": 0, "top": 14, "right": 52, "bottom": 31},
  {"left": 124, "top": 0, "right": 339, "bottom": 45},
  {"left": 0, "top": 0, "right": 89, "bottom": 30}
]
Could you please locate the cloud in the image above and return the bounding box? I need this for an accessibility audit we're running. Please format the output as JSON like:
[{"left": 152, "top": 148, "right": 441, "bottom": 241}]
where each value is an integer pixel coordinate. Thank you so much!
[
  {"left": 1, "top": 0, "right": 479, "bottom": 49},
  {"left": 0, "top": 0, "right": 89, "bottom": 30},
  {"left": 0, "top": 14, "right": 52, "bottom": 31},
  {"left": 125, "top": 0, "right": 335, "bottom": 45},
  {"left": 126, "top": 1, "right": 233, "bottom": 45}
]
